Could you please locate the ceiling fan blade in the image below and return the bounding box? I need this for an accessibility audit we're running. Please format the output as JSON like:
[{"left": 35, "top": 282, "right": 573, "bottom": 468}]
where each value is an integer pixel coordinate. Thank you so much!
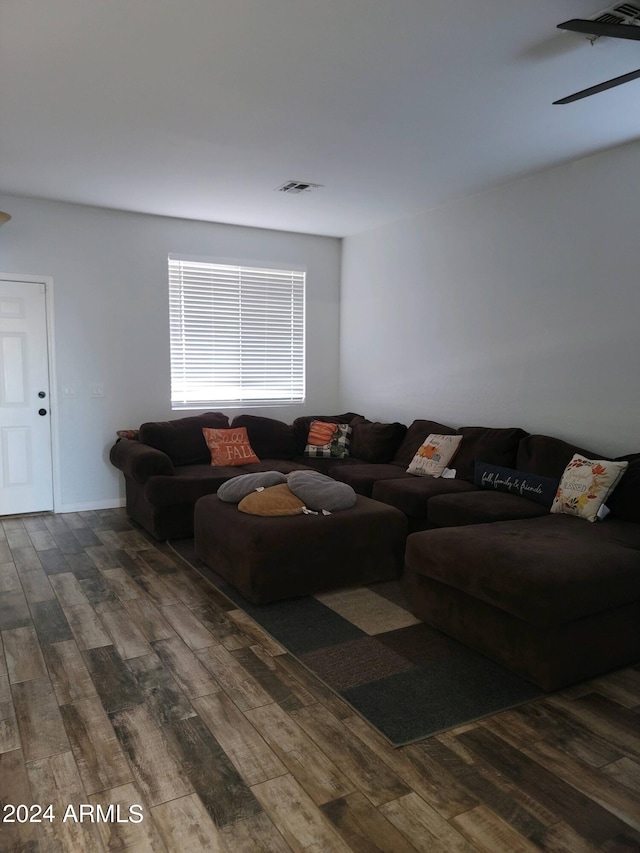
[
  {"left": 554, "top": 66, "right": 640, "bottom": 103},
  {"left": 558, "top": 18, "right": 640, "bottom": 41}
]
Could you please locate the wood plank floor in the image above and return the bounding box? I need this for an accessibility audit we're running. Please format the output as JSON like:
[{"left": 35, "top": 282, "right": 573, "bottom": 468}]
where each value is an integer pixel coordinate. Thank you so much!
[{"left": 0, "top": 509, "right": 639, "bottom": 852}]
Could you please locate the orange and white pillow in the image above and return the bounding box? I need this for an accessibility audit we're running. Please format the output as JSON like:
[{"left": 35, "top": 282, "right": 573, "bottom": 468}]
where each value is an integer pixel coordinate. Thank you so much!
[
  {"left": 407, "top": 434, "right": 462, "bottom": 478},
  {"left": 202, "top": 427, "right": 260, "bottom": 467}
]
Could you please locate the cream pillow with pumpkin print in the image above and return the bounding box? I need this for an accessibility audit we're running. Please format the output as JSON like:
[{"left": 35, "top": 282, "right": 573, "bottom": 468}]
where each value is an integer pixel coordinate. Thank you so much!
[
  {"left": 406, "top": 433, "right": 462, "bottom": 478},
  {"left": 550, "top": 454, "right": 628, "bottom": 522}
]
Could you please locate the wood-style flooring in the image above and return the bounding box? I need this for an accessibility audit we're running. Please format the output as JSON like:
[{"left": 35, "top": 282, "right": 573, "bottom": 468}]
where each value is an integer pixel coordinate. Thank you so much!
[{"left": 0, "top": 508, "right": 639, "bottom": 852}]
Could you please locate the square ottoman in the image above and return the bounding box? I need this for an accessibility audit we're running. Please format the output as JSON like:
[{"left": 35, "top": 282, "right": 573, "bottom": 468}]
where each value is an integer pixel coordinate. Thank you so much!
[{"left": 193, "top": 494, "right": 408, "bottom": 604}]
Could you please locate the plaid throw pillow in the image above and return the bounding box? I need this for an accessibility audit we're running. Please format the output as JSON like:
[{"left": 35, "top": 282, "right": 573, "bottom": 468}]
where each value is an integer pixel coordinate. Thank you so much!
[{"left": 304, "top": 422, "right": 352, "bottom": 458}]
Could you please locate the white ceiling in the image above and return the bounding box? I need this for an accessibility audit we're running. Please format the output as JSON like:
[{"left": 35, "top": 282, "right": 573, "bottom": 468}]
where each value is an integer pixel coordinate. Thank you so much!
[{"left": 2, "top": 0, "right": 640, "bottom": 237}]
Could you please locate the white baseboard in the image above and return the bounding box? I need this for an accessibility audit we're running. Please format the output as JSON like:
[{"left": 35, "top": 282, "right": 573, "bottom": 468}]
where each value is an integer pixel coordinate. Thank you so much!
[{"left": 54, "top": 497, "right": 126, "bottom": 513}]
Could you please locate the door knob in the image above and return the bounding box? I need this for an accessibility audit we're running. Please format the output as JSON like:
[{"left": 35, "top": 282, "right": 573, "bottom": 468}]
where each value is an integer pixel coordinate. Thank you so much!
[
  {"left": 38, "top": 391, "right": 46, "bottom": 398},
  {"left": 39, "top": 408, "right": 47, "bottom": 416}
]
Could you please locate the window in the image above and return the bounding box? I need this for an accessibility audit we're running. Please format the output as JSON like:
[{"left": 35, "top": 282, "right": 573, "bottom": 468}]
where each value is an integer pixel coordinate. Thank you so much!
[{"left": 169, "top": 256, "right": 305, "bottom": 408}]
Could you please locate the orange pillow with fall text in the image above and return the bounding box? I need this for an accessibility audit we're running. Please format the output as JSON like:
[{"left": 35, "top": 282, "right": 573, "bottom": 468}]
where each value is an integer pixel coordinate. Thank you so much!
[{"left": 202, "top": 427, "right": 260, "bottom": 467}]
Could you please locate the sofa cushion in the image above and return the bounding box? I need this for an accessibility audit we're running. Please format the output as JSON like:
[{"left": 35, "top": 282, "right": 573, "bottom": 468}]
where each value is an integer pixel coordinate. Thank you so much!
[
  {"left": 331, "top": 463, "right": 413, "bottom": 497},
  {"left": 608, "top": 454, "right": 640, "bottom": 524},
  {"left": 291, "top": 412, "right": 363, "bottom": 454},
  {"left": 516, "top": 433, "right": 603, "bottom": 479},
  {"left": 406, "top": 434, "right": 463, "bottom": 478},
  {"left": 474, "top": 461, "right": 559, "bottom": 509},
  {"left": 453, "top": 426, "right": 528, "bottom": 481},
  {"left": 144, "top": 460, "right": 310, "bottom": 507},
  {"left": 551, "top": 455, "right": 628, "bottom": 523},
  {"left": 349, "top": 418, "right": 407, "bottom": 463},
  {"left": 144, "top": 465, "right": 240, "bottom": 507},
  {"left": 391, "top": 419, "right": 457, "bottom": 468},
  {"left": 238, "top": 459, "right": 312, "bottom": 475},
  {"left": 139, "top": 412, "right": 230, "bottom": 466},
  {"left": 428, "top": 491, "right": 549, "bottom": 528},
  {"left": 405, "top": 514, "right": 640, "bottom": 628},
  {"left": 202, "top": 427, "right": 260, "bottom": 466},
  {"left": 372, "top": 476, "right": 476, "bottom": 519},
  {"left": 231, "top": 414, "right": 298, "bottom": 459}
]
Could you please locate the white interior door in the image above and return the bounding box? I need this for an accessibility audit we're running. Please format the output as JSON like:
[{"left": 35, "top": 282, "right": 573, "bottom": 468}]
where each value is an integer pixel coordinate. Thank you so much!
[{"left": 0, "top": 279, "right": 53, "bottom": 515}]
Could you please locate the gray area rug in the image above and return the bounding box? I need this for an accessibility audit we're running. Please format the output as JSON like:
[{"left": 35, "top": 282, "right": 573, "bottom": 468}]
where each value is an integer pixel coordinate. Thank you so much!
[{"left": 170, "top": 539, "right": 543, "bottom": 746}]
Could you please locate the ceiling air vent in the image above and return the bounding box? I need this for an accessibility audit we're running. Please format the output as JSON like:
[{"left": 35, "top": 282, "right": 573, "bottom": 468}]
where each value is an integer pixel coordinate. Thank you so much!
[
  {"left": 595, "top": 13, "right": 626, "bottom": 23},
  {"left": 276, "top": 181, "right": 323, "bottom": 195},
  {"left": 612, "top": 3, "right": 640, "bottom": 19},
  {"left": 592, "top": 2, "right": 640, "bottom": 26}
]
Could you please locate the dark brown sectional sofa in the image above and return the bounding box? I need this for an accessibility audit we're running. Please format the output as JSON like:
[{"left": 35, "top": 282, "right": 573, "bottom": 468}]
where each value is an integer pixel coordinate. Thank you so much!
[
  {"left": 110, "top": 409, "right": 640, "bottom": 690},
  {"left": 110, "top": 411, "right": 366, "bottom": 540},
  {"left": 110, "top": 411, "right": 529, "bottom": 539}
]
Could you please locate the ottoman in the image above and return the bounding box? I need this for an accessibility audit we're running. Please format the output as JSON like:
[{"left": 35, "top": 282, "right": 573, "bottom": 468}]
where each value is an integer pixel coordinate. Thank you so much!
[{"left": 193, "top": 494, "right": 408, "bottom": 604}]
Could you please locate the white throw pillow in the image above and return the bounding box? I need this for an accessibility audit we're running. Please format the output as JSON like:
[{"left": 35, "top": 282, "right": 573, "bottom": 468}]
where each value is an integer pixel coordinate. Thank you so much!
[
  {"left": 407, "top": 434, "right": 463, "bottom": 478},
  {"left": 550, "top": 454, "right": 628, "bottom": 522}
]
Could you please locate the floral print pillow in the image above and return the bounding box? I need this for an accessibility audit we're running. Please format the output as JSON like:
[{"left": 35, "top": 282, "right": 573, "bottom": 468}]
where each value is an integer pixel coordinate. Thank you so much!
[{"left": 550, "top": 454, "right": 628, "bottom": 522}]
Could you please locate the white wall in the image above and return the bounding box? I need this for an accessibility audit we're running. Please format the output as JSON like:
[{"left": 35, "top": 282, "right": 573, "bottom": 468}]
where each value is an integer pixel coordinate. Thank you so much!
[
  {"left": 340, "top": 140, "right": 640, "bottom": 457},
  {"left": 0, "top": 196, "right": 342, "bottom": 511}
]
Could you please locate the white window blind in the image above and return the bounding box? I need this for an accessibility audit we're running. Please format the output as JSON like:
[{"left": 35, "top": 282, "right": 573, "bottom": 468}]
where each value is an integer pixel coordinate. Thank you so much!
[{"left": 169, "top": 257, "right": 305, "bottom": 408}]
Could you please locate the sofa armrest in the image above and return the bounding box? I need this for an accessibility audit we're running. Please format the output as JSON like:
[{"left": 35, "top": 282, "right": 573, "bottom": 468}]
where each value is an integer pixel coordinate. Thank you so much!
[{"left": 110, "top": 440, "right": 174, "bottom": 483}]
